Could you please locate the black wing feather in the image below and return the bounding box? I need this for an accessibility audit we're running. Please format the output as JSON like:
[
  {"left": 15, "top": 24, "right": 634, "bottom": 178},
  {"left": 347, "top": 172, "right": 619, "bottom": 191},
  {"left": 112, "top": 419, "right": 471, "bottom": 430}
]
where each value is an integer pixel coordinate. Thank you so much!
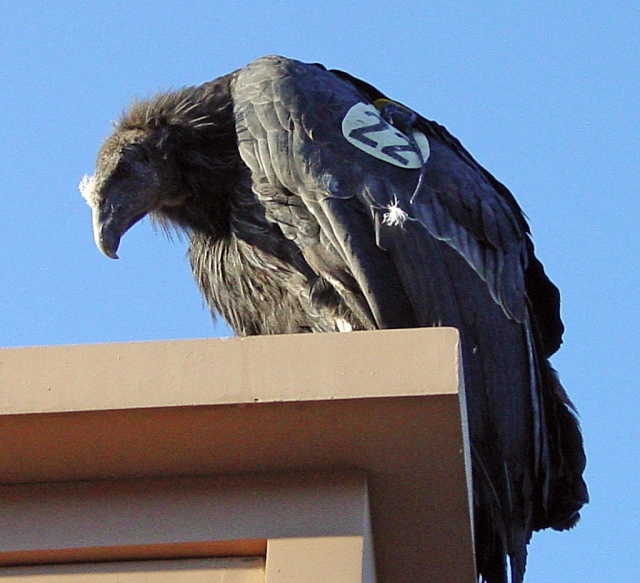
[{"left": 231, "top": 56, "right": 585, "bottom": 583}]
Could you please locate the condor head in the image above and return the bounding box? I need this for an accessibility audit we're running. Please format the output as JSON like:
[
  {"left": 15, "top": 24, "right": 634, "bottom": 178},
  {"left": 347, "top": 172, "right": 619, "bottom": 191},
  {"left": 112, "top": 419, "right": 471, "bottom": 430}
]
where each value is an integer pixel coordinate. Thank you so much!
[{"left": 80, "top": 128, "right": 183, "bottom": 259}]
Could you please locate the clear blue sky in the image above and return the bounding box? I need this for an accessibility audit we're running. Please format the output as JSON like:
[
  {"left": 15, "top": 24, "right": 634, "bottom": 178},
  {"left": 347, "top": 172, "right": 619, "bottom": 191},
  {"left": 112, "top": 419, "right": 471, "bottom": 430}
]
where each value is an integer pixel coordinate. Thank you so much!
[{"left": 1, "top": 2, "right": 638, "bottom": 580}]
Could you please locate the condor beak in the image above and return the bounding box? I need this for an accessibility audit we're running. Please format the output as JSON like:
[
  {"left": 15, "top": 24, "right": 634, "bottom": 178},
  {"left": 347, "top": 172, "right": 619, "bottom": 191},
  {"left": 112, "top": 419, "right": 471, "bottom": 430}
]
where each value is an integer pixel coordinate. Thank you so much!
[
  {"left": 81, "top": 174, "right": 126, "bottom": 259},
  {"left": 91, "top": 189, "right": 154, "bottom": 259},
  {"left": 92, "top": 199, "right": 150, "bottom": 260},
  {"left": 92, "top": 206, "right": 122, "bottom": 259}
]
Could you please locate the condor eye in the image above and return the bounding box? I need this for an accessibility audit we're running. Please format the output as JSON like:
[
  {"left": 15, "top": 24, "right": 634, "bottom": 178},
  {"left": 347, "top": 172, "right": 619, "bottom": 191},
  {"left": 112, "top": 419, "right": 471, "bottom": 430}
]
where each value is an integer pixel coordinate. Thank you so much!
[{"left": 112, "top": 158, "right": 138, "bottom": 182}]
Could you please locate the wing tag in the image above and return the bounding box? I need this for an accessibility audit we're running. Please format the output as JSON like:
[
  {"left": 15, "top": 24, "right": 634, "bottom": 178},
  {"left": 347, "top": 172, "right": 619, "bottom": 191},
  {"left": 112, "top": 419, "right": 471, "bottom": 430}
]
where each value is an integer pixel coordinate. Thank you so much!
[{"left": 342, "top": 102, "right": 429, "bottom": 169}]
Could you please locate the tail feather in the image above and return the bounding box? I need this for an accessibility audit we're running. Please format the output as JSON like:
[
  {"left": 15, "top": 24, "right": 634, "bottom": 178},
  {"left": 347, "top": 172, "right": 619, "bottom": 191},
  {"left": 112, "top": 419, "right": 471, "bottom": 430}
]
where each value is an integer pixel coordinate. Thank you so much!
[{"left": 533, "top": 364, "right": 589, "bottom": 531}]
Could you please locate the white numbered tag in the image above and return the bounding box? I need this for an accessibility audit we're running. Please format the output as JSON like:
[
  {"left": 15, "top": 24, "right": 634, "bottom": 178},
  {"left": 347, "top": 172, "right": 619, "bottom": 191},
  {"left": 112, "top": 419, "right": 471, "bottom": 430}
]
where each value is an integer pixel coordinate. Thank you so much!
[{"left": 342, "top": 102, "right": 430, "bottom": 169}]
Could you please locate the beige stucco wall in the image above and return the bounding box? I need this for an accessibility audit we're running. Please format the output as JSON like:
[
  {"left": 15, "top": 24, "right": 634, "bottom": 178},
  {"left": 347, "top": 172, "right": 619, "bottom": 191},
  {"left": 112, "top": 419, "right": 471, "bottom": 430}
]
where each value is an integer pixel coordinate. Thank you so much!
[
  {"left": 0, "top": 558, "right": 265, "bottom": 583},
  {"left": 0, "top": 328, "right": 476, "bottom": 583}
]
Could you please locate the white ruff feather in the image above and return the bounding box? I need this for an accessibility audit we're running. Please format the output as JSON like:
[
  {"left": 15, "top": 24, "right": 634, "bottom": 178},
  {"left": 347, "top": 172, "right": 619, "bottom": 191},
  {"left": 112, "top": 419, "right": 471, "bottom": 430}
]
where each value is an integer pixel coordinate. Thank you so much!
[{"left": 79, "top": 174, "right": 98, "bottom": 206}]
